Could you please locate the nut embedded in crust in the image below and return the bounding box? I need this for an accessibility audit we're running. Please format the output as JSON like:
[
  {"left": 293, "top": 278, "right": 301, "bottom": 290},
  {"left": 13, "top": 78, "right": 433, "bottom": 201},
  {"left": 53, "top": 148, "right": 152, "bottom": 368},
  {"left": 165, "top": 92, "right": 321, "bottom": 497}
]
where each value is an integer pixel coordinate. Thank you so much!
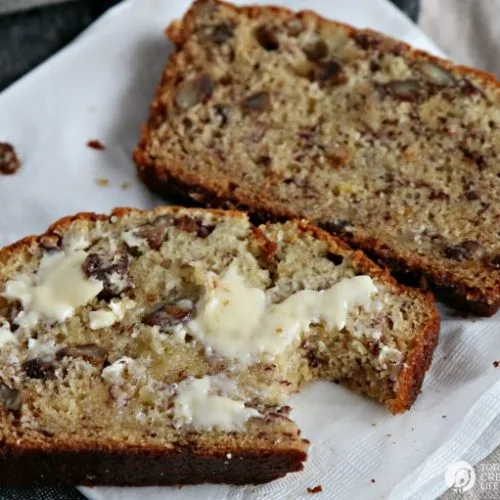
[{"left": 56, "top": 344, "right": 108, "bottom": 367}]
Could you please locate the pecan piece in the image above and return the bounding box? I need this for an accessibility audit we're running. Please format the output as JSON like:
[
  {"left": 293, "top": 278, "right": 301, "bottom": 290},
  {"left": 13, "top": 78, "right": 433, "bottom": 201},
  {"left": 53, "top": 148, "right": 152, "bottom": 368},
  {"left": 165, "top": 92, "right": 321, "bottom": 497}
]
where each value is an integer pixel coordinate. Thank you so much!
[
  {"left": 0, "top": 384, "right": 22, "bottom": 411},
  {"left": 419, "top": 62, "right": 455, "bottom": 86},
  {"left": 143, "top": 304, "right": 193, "bottom": 329},
  {"left": 242, "top": 91, "right": 270, "bottom": 112},
  {"left": 175, "top": 74, "right": 213, "bottom": 110},
  {"left": 255, "top": 25, "right": 279, "bottom": 51},
  {"left": 39, "top": 234, "right": 62, "bottom": 252},
  {"left": 444, "top": 240, "right": 482, "bottom": 261},
  {"left": 210, "top": 22, "right": 233, "bottom": 44},
  {"left": 352, "top": 33, "right": 381, "bottom": 51},
  {"left": 379, "top": 79, "right": 423, "bottom": 101},
  {"left": 136, "top": 224, "right": 166, "bottom": 251},
  {"left": 22, "top": 358, "right": 55, "bottom": 380},
  {"left": 56, "top": 344, "right": 108, "bottom": 367},
  {"left": 303, "top": 38, "right": 328, "bottom": 61},
  {"left": 458, "top": 78, "right": 485, "bottom": 97},
  {"left": 83, "top": 250, "right": 130, "bottom": 300},
  {"left": 0, "top": 143, "right": 20, "bottom": 175},
  {"left": 175, "top": 215, "right": 215, "bottom": 238},
  {"left": 312, "top": 60, "right": 346, "bottom": 85}
]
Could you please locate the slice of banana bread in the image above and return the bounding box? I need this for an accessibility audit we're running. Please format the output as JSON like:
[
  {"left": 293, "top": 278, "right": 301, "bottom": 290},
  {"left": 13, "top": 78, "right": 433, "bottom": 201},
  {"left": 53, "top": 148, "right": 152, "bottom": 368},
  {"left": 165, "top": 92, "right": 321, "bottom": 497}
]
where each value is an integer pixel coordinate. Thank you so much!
[
  {"left": 0, "top": 206, "right": 438, "bottom": 485},
  {"left": 134, "top": 0, "right": 500, "bottom": 316}
]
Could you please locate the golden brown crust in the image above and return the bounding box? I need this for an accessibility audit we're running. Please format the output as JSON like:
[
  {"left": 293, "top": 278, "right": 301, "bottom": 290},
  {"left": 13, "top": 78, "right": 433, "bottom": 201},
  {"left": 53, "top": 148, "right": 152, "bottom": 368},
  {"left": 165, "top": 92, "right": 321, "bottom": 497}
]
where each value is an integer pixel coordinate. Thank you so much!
[
  {"left": 165, "top": 0, "right": 500, "bottom": 92},
  {"left": 0, "top": 206, "right": 246, "bottom": 270},
  {"left": 388, "top": 308, "right": 440, "bottom": 413},
  {"left": 134, "top": 0, "right": 500, "bottom": 316},
  {"left": 296, "top": 223, "right": 440, "bottom": 414}
]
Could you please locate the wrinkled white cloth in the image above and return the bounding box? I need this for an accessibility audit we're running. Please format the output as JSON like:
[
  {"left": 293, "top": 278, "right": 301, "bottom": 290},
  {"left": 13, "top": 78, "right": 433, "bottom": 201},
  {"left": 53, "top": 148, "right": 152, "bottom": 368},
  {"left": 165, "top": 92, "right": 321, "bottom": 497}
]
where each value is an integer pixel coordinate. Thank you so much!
[
  {"left": 0, "top": 1, "right": 499, "bottom": 500},
  {"left": 420, "top": 0, "right": 500, "bottom": 76}
]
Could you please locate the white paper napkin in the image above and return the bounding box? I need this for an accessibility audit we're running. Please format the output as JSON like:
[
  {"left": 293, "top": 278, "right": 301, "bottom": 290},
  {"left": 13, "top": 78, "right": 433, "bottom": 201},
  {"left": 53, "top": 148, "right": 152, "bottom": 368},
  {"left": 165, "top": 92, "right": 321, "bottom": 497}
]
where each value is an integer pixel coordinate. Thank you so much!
[{"left": 0, "top": 1, "right": 498, "bottom": 499}]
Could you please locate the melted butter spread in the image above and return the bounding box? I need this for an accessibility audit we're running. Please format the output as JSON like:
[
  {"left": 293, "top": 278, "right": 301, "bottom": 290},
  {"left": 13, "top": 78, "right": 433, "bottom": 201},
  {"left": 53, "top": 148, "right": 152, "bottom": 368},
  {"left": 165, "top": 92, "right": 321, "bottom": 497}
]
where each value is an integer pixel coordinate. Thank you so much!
[
  {"left": 89, "top": 310, "right": 116, "bottom": 330},
  {"left": 89, "top": 297, "right": 135, "bottom": 330},
  {"left": 187, "top": 261, "right": 378, "bottom": 363},
  {"left": 3, "top": 250, "right": 103, "bottom": 328},
  {"left": 173, "top": 376, "right": 261, "bottom": 431},
  {"left": 0, "top": 321, "right": 15, "bottom": 347},
  {"left": 101, "top": 357, "right": 134, "bottom": 385},
  {"left": 378, "top": 345, "right": 403, "bottom": 369}
]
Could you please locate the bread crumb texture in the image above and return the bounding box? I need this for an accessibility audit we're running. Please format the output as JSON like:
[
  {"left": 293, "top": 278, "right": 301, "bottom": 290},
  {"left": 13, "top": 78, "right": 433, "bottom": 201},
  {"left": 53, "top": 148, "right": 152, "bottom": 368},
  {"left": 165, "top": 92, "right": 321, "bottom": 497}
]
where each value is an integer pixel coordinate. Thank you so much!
[{"left": 134, "top": 0, "right": 500, "bottom": 315}]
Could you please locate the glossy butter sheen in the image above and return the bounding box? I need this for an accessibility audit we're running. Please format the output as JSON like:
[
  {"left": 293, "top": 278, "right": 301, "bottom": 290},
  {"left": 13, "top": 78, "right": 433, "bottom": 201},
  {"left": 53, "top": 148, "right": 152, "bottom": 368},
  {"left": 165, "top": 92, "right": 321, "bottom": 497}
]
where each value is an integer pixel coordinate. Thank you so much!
[
  {"left": 187, "top": 261, "right": 378, "bottom": 363},
  {"left": 3, "top": 250, "right": 103, "bottom": 328},
  {"left": 173, "top": 376, "right": 261, "bottom": 431}
]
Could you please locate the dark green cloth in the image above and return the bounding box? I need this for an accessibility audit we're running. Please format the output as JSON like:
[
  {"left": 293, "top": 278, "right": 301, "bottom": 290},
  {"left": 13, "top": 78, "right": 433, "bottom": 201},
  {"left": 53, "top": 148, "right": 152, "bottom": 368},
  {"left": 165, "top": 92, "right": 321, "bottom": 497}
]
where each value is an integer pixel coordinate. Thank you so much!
[{"left": 0, "top": 487, "right": 85, "bottom": 499}]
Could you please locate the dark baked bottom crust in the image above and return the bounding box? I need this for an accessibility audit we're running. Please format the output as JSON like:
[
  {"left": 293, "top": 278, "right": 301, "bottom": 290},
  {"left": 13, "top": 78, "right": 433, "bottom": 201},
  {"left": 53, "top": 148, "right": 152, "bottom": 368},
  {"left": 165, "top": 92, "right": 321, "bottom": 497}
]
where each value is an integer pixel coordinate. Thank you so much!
[{"left": 0, "top": 444, "right": 306, "bottom": 485}]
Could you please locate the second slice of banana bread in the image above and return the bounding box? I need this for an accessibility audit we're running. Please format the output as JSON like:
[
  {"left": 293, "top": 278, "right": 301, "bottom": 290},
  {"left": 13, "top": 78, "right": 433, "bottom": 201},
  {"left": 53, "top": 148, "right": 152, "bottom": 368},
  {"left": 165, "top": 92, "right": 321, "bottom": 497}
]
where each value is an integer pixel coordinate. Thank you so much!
[{"left": 135, "top": 0, "right": 500, "bottom": 316}]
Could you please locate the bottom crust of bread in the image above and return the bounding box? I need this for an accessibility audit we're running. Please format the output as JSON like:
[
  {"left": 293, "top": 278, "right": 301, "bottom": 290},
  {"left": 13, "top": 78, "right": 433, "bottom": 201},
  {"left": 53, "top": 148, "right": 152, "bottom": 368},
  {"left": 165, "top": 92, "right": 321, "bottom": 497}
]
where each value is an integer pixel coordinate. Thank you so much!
[{"left": 0, "top": 443, "right": 306, "bottom": 485}]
